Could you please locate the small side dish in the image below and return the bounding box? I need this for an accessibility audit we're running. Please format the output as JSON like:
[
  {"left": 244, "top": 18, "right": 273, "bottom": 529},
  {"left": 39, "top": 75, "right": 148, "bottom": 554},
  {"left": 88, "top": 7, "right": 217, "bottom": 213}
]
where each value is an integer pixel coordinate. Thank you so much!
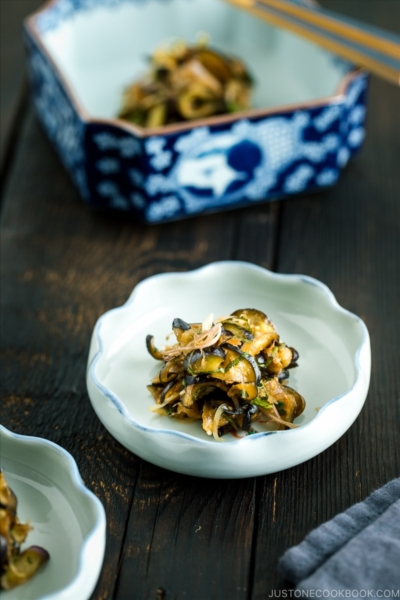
[
  {"left": 1, "top": 425, "right": 106, "bottom": 599},
  {"left": 119, "top": 37, "right": 253, "bottom": 127},
  {"left": 146, "top": 309, "right": 305, "bottom": 440},
  {"left": 87, "top": 262, "right": 370, "bottom": 477},
  {"left": 0, "top": 470, "right": 49, "bottom": 591}
]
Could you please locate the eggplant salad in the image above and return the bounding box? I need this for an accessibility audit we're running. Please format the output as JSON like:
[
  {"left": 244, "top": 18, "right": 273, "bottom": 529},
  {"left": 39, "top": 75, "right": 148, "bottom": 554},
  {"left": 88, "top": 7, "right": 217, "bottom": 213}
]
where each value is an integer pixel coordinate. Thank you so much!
[
  {"left": 0, "top": 469, "right": 49, "bottom": 590},
  {"left": 119, "top": 37, "right": 253, "bottom": 127},
  {"left": 146, "top": 309, "right": 305, "bottom": 441}
]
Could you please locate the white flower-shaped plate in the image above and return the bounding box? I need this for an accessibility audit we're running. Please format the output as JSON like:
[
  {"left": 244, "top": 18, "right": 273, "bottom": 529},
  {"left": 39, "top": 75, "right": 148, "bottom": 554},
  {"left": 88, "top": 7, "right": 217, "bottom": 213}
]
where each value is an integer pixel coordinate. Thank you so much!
[
  {"left": 0, "top": 426, "right": 106, "bottom": 600},
  {"left": 87, "top": 262, "right": 370, "bottom": 479}
]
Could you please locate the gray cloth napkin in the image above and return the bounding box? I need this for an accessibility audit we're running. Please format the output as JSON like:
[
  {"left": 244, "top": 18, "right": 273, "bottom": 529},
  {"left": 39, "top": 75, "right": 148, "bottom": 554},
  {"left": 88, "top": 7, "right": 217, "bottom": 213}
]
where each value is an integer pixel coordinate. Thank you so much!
[{"left": 279, "top": 478, "right": 400, "bottom": 596}]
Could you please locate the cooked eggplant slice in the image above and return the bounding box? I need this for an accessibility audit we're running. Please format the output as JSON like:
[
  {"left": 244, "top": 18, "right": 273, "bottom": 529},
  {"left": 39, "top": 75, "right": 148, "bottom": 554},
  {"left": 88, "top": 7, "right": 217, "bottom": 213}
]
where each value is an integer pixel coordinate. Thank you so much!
[
  {"left": 228, "top": 382, "right": 258, "bottom": 401},
  {"left": 0, "top": 470, "right": 17, "bottom": 513},
  {"left": 183, "top": 373, "right": 208, "bottom": 386},
  {"left": 173, "top": 322, "right": 201, "bottom": 345},
  {"left": 172, "top": 317, "right": 191, "bottom": 331},
  {"left": 277, "top": 370, "right": 290, "bottom": 382},
  {"left": 147, "top": 384, "right": 164, "bottom": 403},
  {"left": 189, "top": 348, "right": 225, "bottom": 374},
  {"left": 242, "top": 404, "right": 259, "bottom": 432},
  {"left": 264, "top": 343, "right": 293, "bottom": 375},
  {"left": 0, "top": 472, "right": 49, "bottom": 591},
  {"left": 282, "top": 385, "right": 306, "bottom": 418},
  {"left": 0, "top": 535, "right": 7, "bottom": 568},
  {"left": 160, "top": 379, "right": 182, "bottom": 403},
  {"left": 146, "top": 335, "right": 164, "bottom": 360},
  {"left": 220, "top": 343, "right": 261, "bottom": 384},
  {"left": 277, "top": 344, "right": 293, "bottom": 369},
  {"left": 146, "top": 309, "right": 305, "bottom": 437},
  {"left": 182, "top": 381, "right": 227, "bottom": 408},
  {"left": 287, "top": 347, "right": 300, "bottom": 368},
  {"left": 223, "top": 405, "right": 246, "bottom": 416},
  {"left": 209, "top": 347, "right": 225, "bottom": 358},
  {"left": 264, "top": 378, "right": 305, "bottom": 423},
  {"left": 231, "top": 308, "right": 276, "bottom": 335},
  {"left": 221, "top": 321, "right": 253, "bottom": 342},
  {"left": 183, "top": 349, "right": 202, "bottom": 371},
  {"left": 174, "top": 403, "right": 201, "bottom": 420},
  {"left": 202, "top": 401, "right": 229, "bottom": 436},
  {"left": 172, "top": 319, "right": 194, "bottom": 344},
  {"left": 196, "top": 49, "right": 232, "bottom": 82},
  {"left": 159, "top": 358, "right": 182, "bottom": 383},
  {"left": 8, "top": 521, "right": 31, "bottom": 546},
  {"left": 1, "top": 546, "right": 50, "bottom": 591},
  {"left": 159, "top": 367, "right": 177, "bottom": 384},
  {"left": 232, "top": 309, "right": 279, "bottom": 356}
]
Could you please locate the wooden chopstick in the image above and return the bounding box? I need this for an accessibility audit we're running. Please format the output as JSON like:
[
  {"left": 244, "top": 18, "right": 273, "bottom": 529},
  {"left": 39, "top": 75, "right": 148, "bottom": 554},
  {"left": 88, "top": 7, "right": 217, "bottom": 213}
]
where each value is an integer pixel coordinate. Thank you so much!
[
  {"left": 258, "top": 0, "right": 400, "bottom": 61},
  {"left": 226, "top": 0, "right": 400, "bottom": 86}
]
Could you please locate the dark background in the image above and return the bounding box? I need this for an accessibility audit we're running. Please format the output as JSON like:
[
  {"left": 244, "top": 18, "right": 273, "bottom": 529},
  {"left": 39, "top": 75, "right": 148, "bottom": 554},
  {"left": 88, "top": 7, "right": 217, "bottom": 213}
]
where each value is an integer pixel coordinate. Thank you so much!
[{"left": 1, "top": 1, "right": 399, "bottom": 599}]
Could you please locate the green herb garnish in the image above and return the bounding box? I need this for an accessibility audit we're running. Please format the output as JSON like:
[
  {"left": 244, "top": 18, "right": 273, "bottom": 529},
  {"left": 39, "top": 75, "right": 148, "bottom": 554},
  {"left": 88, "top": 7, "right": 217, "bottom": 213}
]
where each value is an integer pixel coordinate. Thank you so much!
[
  {"left": 224, "top": 355, "right": 243, "bottom": 372},
  {"left": 277, "top": 401, "right": 286, "bottom": 415},
  {"left": 258, "top": 380, "right": 269, "bottom": 399},
  {"left": 224, "top": 415, "right": 238, "bottom": 430},
  {"left": 252, "top": 397, "right": 273, "bottom": 410}
]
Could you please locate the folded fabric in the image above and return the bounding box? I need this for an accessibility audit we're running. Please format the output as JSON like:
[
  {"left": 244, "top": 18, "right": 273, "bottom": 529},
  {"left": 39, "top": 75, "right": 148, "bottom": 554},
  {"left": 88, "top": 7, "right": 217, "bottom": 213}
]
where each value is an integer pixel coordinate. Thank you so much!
[{"left": 279, "top": 478, "right": 400, "bottom": 595}]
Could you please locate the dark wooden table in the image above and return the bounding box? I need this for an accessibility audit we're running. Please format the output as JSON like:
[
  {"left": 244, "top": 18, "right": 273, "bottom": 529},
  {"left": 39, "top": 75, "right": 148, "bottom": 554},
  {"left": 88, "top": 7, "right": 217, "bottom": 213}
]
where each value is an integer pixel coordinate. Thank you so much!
[{"left": 1, "top": 1, "right": 399, "bottom": 599}]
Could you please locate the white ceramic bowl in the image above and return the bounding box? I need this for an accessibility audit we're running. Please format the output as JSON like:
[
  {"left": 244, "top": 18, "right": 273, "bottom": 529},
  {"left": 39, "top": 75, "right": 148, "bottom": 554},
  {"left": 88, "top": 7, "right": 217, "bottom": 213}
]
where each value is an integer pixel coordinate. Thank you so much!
[
  {"left": 0, "top": 426, "right": 106, "bottom": 600},
  {"left": 87, "top": 262, "right": 370, "bottom": 478}
]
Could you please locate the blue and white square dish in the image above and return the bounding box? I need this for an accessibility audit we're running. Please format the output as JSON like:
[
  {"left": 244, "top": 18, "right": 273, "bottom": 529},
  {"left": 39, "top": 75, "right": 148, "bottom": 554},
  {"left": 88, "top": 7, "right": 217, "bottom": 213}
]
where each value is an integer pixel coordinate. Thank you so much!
[{"left": 25, "top": 0, "right": 368, "bottom": 223}]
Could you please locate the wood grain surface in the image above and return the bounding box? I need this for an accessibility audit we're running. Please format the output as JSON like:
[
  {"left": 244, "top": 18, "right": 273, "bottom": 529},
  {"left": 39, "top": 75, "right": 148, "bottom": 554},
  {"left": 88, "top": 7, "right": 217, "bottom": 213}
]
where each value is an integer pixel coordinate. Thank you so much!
[
  {"left": 1, "top": 1, "right": 399, "bottom": 600},
  {"left": 0, "top": 0, "right": 42, "bottom": 174}
]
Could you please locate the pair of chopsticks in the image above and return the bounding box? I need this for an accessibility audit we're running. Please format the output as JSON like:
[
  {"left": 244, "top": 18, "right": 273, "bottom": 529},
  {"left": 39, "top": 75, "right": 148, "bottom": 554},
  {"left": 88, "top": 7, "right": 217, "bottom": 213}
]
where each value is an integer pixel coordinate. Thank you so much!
[{"left": 228, "top": 0, "right": 400, "bottom": 86}]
